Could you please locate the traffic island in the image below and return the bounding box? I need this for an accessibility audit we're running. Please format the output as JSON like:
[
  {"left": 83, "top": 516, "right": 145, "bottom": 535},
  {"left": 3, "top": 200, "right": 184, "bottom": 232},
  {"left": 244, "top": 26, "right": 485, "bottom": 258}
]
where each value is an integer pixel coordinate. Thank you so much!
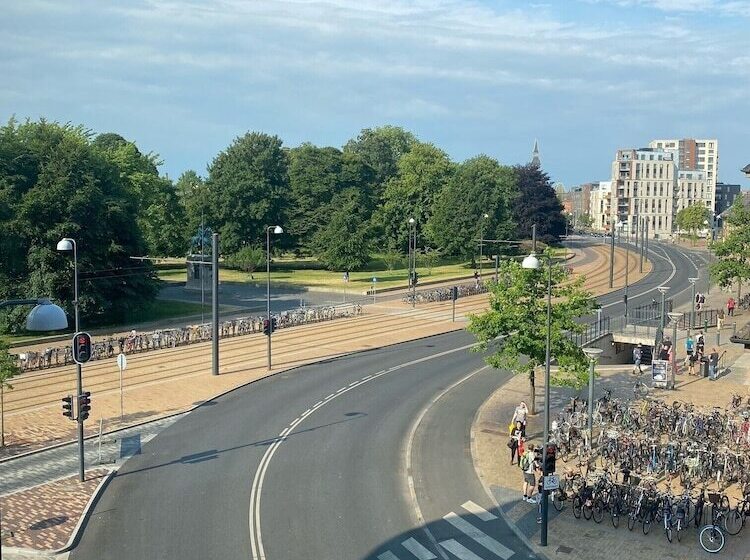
[
  {"left": 471, "top": 366, "right": 750, "bottom": 560},
  {"left": 0, "top": 468, "right": 112, "bottom": 557}
]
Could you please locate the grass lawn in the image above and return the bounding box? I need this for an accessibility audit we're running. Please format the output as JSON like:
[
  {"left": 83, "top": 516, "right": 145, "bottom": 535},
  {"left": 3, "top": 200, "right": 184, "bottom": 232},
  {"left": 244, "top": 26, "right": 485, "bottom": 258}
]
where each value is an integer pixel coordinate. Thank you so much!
[{"left": 158, "top": 256, "right": 495, "bottom": 291}]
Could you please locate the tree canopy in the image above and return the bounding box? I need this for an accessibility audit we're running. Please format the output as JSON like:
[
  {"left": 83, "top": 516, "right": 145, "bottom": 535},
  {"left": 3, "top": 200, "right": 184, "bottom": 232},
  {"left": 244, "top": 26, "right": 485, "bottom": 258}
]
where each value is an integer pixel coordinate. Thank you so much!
[
  {"left": 710, "top": 199, "right": 750, "bottom": 298},
  {"left": 512, "top": 164, "right": 566, "bottom": 244},
  {"left": 675, "top": 204, "right": 710, "bottom": 245}
]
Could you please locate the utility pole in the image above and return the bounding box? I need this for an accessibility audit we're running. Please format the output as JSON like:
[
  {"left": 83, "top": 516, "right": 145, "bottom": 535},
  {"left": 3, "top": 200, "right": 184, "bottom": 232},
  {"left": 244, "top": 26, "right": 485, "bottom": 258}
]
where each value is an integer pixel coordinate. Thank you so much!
[
  {"left": 608, "top": 225, "right": 615, "bottom": 288},
  {"left": 211, "top": 233, "right": 219, "bottom": 376},
  {"left": 532, "top": 223, "right": 537, "bottom": 253}
]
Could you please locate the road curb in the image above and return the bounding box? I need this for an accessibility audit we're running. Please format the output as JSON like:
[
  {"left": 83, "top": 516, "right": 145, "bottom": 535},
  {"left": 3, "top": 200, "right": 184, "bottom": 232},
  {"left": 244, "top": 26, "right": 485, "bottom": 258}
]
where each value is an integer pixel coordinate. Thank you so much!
[{"left": 1, "top": 468, "right": 115, "bottom": 559}]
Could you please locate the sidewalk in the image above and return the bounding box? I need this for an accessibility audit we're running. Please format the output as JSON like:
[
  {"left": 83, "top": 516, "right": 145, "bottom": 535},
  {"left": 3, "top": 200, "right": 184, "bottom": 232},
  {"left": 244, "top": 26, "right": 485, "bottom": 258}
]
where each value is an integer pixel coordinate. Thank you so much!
[{"left": 473, "top": 360, "right": 750, "bottom": 560}]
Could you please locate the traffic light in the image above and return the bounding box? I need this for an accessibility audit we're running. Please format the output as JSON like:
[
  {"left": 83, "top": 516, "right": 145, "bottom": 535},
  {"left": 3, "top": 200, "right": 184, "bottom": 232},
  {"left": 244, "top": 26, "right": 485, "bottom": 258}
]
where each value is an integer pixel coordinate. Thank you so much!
[
  {"left": 451, "top": 286, "right": 458, "bottom": 301},
  {"left": 413, "top": 271, "right": 418, "bottom": 286},
  {"left": 263, "top": 319, "right": 270, "bottom": 336},
  {"left": 544, "top": 443, "right": 557, "bottom": 475},
  {"left": 78, "top": 391, "right": 91, "bottom": 421},
  {"left": 62, "top": 395, "right": 74, "bottom": 419},
  {"left": 623, "top": 293, "right": 628, "bottom": 305},
  {"left": 271, "top": 317, "right": 278, "bottom": 333},
  {"left": 72, "top": 332, "right": 92, "bottom": 364}
]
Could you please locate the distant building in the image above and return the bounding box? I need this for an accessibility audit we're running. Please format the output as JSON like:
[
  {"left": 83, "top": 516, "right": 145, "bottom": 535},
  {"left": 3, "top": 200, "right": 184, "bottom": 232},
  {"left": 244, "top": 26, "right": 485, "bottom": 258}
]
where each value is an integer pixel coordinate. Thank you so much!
[
  {"left": 589, "top": 181, "right": 612, "bottom": 231},
  {"left": 715, "top": 182, "right": 742, "bottom": 215},
  {"left": 743, "top": 163, "right": 750, "bottom": 178},
  {"left": 649, "top": 138, "right": 718, "bottom": 211},
  {"left": 569, "top": 183, "right": 596, "bottom": 221},
  {"left": 531, "top": 140, "right": 541, "bottom": 167}
]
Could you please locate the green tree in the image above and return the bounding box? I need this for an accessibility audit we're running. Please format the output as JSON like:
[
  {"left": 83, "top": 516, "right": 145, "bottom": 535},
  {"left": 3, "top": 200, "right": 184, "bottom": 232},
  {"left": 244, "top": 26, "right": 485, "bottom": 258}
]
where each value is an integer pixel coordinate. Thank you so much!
[
  {"left": 343, "top": 126, "right": 416, "bottom": 195},
  {"left": 176, "top": 170, "right": 210, "bottom": 250},
  {"left": 225, "top": 245, "right": 265, "bottom": 276},
  {"left": 313, "top": 191, "right": 371, "bottom": 271},
  {"left": 710, "top": 199, "right": 750, "bottom": 298},
  {"left": 577, "top": 213, "right": 594, "bottom": 229},
  {"left": 376, "top": 142, "right": 455, "bottom": 252},
  {"left": 207, "top": 132, "right": 289, "bottom": 254},
  {"left": 92, "top": 133, "right": 185, "bottom": 256},
  {"left": 511, "top": 164, "right": 566, "bottom": 244},
  {"left": 0, "top": 340, "right": 19, "bottom": 447},
  {"left": 426, "top": 155, "right": 516, "bottom": 258},
  {"left": 675, "top": 204, "right": 710, "bottom": 245},
  {"left": 0, "top": 119, "right": 158, "bottom": 330},
  {"left": 467, "top": 255, "right": 597, "bottom": 412}
]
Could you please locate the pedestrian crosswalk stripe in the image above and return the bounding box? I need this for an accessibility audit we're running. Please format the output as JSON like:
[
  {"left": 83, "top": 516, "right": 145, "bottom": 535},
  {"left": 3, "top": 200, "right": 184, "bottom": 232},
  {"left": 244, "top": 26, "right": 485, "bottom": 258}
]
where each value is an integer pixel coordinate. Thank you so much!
[
  {"left": 443, "top": 512, "right": 514, "bottom": 560},
  {"left": 377, "top": 551, "right": 401, "bottom": 560},
  {"left": 461, "top": 500, "right": 498, "bottom": 522},
  {"left": 439, "top": 539, "right": 484, "bottom": 560},
  {"left": 402, "top": 537, "right": 437, "bottom": 559}
]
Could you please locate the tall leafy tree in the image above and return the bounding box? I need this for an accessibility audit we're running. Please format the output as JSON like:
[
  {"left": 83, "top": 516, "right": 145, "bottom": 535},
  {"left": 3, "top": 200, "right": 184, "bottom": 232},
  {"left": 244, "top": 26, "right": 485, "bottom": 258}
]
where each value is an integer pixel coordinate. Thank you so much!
[
  {"left": 467, "top": 255, "right": 597, "bottom": 412},
  {"left": 512, "top": 164, "right": 566, "bottom": 244},
  {"left": 343, "top": 125, "right": 416, "bottom": 195},
  {"left": 427, "top": 155, "right": 517, "bottom": 258},
  {"left": 176, "top": 170, "right": 210, "bottom": 252},
  {"left": 675, "top": 204, "right": 710, "bottom": 245},
  {"left": 0, "top": 339, "right": 19, "bottom": 447},
  {"left": 92, "top": 133, "right": 185, "bottom": 256},
  {"left": 0, "top": 119, "right": 158, "bottom": 330},
  {"left": 207, "top": 132, "right": 289, "bottom": 254},
  {"left": 376, "top": 142, "right": 455, "bottom": 252},
  {"left": 313, "top": 190, "right": 372, "bottom": 271},
  {"left": 711, "top": 199, "right": 750, "bottom": 298}
]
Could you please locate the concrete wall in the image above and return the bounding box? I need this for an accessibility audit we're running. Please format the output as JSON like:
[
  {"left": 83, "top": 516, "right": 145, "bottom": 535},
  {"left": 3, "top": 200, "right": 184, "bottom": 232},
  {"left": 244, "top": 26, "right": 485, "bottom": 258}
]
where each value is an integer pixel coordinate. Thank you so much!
[{"left": 582, "top": 334, "right": 636, "bottom": 365}]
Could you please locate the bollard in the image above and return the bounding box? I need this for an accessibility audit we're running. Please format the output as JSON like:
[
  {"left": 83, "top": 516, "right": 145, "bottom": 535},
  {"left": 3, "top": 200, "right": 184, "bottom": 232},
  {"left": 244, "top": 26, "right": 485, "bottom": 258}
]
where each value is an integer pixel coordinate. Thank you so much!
[
  {"left": 716, "top": 331, "right": 720, "bottom": 346},
  {"left": 733, "top": 322, "right": 737, "bottom": 337}
]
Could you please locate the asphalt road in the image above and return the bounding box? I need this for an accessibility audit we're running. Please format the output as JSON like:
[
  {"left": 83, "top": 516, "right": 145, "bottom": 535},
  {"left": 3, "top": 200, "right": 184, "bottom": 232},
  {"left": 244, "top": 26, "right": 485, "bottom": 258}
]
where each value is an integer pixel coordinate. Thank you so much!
[{"left": 70, "top": 239, "right": 706, "bottom": 560}]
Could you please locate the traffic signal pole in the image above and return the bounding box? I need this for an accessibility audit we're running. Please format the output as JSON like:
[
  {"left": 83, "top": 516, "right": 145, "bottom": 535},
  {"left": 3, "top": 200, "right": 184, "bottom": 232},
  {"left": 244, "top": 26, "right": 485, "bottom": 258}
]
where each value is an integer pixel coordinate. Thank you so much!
[
  {"left": 211, "top": 233, "right": 219, "bottom": 376},
  {"left": 72, "top": 241, "right": 85, "bottom": 483}
]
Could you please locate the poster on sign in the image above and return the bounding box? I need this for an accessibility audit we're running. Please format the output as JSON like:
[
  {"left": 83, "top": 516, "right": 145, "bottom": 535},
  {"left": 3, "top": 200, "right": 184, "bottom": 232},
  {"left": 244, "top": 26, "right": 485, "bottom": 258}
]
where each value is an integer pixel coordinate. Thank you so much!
[{"left": 651, "top": 359, "right": 670, "bottom": 388}]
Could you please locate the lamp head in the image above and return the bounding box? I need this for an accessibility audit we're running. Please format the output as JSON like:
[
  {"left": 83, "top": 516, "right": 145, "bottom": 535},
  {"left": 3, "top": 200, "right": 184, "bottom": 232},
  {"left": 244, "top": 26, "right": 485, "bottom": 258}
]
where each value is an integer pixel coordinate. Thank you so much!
[
  {"left": 657, "top": 286, "right": 670, "bottom": 294},
  {"left": 667, "top": 312, "right": 684, "bottom": 323},
  {"left": 582, "top": 347, "right": 603, "bottom": 360},
  {"left": 272, "top": 225, "right": 283, "bottom": 234},
  {"left": 408, "top": 218, "right": 415, "bottom": 225},
  {"left": 688, "top": 277, "right": 698, "bottom": 284},
  {"left": 521, "top": 253, "right": 540, "bottom": 270},
  {"left": 483, "top": 213, "right": 489, "bottom": 219},
  {"left": 56, "top": 238, "right": 74, "bottom": 252},
  {"left": 25, "top": 299, "right": 68, "bottom": 331}
]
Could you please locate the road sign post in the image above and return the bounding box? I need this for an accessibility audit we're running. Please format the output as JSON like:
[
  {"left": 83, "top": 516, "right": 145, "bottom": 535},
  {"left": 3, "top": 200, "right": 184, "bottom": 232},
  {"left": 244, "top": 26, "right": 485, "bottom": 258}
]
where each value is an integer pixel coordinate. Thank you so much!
[
  {"left": 372, "top": 277, "right": 377, "bottom": 304},
  {"left": 116, "top": 353, "right": 127, "bottom": 420},
  {"left": 451, "top": 286, "right": 458, "bottom": 323}
]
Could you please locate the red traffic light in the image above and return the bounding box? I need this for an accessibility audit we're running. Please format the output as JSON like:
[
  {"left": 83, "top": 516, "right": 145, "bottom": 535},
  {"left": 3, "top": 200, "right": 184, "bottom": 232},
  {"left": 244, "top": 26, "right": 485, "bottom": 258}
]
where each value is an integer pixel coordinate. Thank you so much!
[{"left": 72, "top": 331, "right": 92, "bottom": 364}]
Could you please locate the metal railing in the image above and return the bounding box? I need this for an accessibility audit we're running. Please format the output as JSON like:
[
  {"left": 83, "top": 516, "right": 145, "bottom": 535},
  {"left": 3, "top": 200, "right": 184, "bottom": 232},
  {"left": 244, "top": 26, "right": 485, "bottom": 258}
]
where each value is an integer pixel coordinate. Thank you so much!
[{"left": 568, "top": 316, "right": 611, "bottom": 347}]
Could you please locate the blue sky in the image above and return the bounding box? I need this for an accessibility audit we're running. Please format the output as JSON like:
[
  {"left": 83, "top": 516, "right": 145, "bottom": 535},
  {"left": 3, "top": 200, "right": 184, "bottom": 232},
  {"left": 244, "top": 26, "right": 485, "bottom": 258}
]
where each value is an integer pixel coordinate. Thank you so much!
[{"left": 2, "top": 0, "right": 748, "bottom": 187}]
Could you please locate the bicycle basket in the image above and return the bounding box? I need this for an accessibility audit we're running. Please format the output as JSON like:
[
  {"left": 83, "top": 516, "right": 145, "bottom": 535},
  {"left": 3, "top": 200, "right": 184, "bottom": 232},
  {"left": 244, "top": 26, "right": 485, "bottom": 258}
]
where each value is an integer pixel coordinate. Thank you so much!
[{"left": 708, "top": 492, "right": 721, "bottom": 505}]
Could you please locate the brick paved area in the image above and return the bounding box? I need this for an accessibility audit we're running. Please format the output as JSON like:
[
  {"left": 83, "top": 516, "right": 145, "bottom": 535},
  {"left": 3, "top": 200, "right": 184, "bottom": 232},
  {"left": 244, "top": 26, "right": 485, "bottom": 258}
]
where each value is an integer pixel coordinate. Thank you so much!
[
  {"left": 473, "top": 353, "right": 750, "bottom": 559},
  {"left": 1, "top": 468, "right": 109, "bottom": 551}
]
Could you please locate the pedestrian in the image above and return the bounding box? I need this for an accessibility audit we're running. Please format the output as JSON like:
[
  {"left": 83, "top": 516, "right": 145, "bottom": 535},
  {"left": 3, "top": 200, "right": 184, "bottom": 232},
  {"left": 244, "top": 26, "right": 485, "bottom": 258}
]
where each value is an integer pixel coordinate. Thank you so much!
[
  {"left": 708, "top": 348, "right": 720, "bottom": 380},
  {"left": 534, "top": 455, "right": 544, "bottom": 523},
  {"left": 632, "top": 344, "right": 643, "bottom": 374},
  {"left": 517, "top": 436, "right": 526, "bottom": 460},
  {"left": 509, "top": 421, "right": 523, "bottom": 464},
  {"left": 727, "top": 297, "right": 736, "bottom": 317},
  {"left": 521, "top": 444, "right": 536, "bottom": 503},
  {"left": 695, "top": 291, "right": 701, "bottom": 311},
  {"left": 686, "top": 353, "right": 697, "bottom": 376},
  {"left": 717, "top": 308, "right": 725, "bottom": 330},
  {"left": 658, "top": 336, "right": 672, "bottom": 361},
  {"left": 696, "top": 331, "right": 705, "bottom": 355},
  {"left": 511, "top": 401, "right": 528, "bottom": 436},
  {"left": 474, "top": 270, "right": 480, "bottom": 288},
  {"left": 699, "top": 293, "right": 706, "bottom": 310},
  {"left": 685, "top": 335, "right": 694, "bottom": 357}
]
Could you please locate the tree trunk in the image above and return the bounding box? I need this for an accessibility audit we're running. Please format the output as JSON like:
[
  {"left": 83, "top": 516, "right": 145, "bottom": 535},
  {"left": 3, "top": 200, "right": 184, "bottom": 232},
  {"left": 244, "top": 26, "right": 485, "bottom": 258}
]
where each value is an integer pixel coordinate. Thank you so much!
[
  {"left": 529, "top": 367, "right": 536, "bottom": 415},
  {"left": 738, "top": 279, "right": 743, "bottom": 300},
  {"left": 1, "top": 384, "right": 4, "bottom": 448}
]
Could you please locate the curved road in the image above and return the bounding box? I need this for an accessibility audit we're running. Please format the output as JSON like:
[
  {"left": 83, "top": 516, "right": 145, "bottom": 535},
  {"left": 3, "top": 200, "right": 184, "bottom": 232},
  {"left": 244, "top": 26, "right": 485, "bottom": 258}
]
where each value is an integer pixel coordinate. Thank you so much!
[{"left": 71, "top": 239, "right": 702, "bottom": 560}]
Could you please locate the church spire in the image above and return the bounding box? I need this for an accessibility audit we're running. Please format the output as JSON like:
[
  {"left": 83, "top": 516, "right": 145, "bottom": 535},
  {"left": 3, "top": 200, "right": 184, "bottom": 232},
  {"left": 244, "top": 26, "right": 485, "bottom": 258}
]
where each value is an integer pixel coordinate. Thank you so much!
[{"left": 531, "top": 139, "right": 540, "bottom": 167}]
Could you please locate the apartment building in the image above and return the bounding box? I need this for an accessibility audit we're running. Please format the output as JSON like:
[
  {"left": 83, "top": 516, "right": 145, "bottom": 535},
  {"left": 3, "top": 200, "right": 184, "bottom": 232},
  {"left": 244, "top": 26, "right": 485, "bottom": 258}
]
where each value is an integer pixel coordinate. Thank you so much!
[
  {"left": 569, "top": 183, "right": 596, "bottom": 221},
  {"left": 649, "top": 138, "right": 718, "bottom": 211},
  {"left": 610, "top": 148, "right": 676, "bottom": 237},
  {"left": 675, "top": 169, "right": 712, "bottom": 214},
  {"left": 589, "top": 181, "right": 612, "bottom": 231},
  {"left": 715, "top": 182, "right": 742, "bottom": 216}
]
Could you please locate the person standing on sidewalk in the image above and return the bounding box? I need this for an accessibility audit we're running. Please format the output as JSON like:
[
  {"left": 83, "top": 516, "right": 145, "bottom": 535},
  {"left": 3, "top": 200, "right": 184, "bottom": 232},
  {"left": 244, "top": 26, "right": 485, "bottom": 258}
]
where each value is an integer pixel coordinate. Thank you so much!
[
  {"left": 685, "top": 335, "right": 694, "bottom": 357},
  {"left": 509, "top": 421, "right": 523, "bottom": 465},
  {"left": 511, "top": 401, "right": 528, "bottom": 436},
  {"left": 717, "top": 308, "right": 725, "bottom": 330},
  {"left": 708, "top": 348, "right": 721, "bottom": 380},
  {"left": 521, "top": 444, "right": 536, "bottom": 503},
  {"left": 632, "top": 344, "right": 643, "bottom": 374},
  {"left": 728, "top": 297, "right": 736, "bottom": 317}
]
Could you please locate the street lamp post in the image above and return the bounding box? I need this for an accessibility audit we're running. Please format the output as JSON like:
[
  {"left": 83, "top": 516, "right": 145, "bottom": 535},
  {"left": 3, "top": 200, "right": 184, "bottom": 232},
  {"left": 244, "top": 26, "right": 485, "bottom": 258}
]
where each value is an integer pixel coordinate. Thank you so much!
[
  {"left": 479, "top": 213, "right": 489, "bottom": 281},
  {"left": 56, "top": 237, "right": 86, "bottom": 482},
  {"left": 408, "top": 218, "right": 416, "bottom": 309},
  {"left": 668, "top": 312, "right": 683, "bottom": 390},
  {"left": 608, "top": 225, "right": 615, "bottom": 289},
  {"left": 688, "top": 277, "right": 699, "bottom": 335},
  {"left": 266, "top": 225, "right": 283, "bottom": 370},
  {"left": 582, "top": 347, "right": 603, "bottom": 448},
  {"left": 521, "top": 251, "right": 552, "bottom": 547}
]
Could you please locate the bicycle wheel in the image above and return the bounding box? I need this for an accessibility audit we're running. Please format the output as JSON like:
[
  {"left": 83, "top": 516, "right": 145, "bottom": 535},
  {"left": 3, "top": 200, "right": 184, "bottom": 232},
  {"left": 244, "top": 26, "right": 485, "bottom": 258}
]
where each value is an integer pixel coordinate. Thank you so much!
[
  {"left": 611, "top": 508, "right": 620, "bottom": 529},
  {"left": 699, "top": 525, "right": 725, "bottom": 553},
  {"left": 583, "top": 501, "right": 593, "bottom": 520},
  {"left": 553, "top": 492, "right": 565, "bottom": 512},
  {"left": 676, "top": 519, "right": 683, "bottom": 542},
  {"left": 643, "top": 512, "right": 653, "bottom": 535},
  {"left": 593, "top": 500, "right": 604, "bottom": 523},
  {"left": 724, "top": 508, "right": 743, "bottom": 535},
  {"left": 573, "top": 497, "right": 583, "bottom": 519},
  {"left": 665, "top": 523, "right": 672, "bottom": 543}
]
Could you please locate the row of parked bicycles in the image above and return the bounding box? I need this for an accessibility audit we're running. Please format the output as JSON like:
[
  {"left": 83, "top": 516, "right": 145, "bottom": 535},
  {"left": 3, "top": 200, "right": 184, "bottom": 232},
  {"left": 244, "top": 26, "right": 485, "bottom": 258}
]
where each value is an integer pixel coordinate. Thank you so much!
[
  {"left": 401, "top": 283, "right": 488, "bottom": 304},
  {"left": 547, "top": 391, "right": 750, "bottom": 552},
  {"left": 552, "top": 465, "right": 748, "bottom": 552},
  {"left": 13, "top": 303, "right": 364, "bottom": 371}
]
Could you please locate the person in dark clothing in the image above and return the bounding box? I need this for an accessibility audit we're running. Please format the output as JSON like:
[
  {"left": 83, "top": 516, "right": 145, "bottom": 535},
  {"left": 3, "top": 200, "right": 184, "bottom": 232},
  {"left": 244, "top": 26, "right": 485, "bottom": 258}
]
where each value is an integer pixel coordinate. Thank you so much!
[{"left": 509, "top": 421, "right": 523, "bottom": 464}]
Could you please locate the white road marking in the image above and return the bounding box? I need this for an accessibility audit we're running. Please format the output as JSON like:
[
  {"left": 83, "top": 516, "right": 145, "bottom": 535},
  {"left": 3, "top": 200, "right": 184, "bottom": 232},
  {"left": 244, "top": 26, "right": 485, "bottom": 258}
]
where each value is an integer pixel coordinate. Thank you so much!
[
  {"left": 439, "top": 539, "right": 484, "bottom": 560},
  {"left": 601, "top": 241, "right": 677, "bottom": 309},
  {"left": 248, "top": 342, "right": 478, "bottom": 560},
  {"left": 461, "top": 500, "right": 497, "bottom": 522},
  {"left": 377, "top": 552, "right": 401, "bottom": 560},
  {"left": 402, "top": 537, "right": 437, "bottom": 559},
  {"left": 443, "top": 512, "right": 514, "bottom": 560}
]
